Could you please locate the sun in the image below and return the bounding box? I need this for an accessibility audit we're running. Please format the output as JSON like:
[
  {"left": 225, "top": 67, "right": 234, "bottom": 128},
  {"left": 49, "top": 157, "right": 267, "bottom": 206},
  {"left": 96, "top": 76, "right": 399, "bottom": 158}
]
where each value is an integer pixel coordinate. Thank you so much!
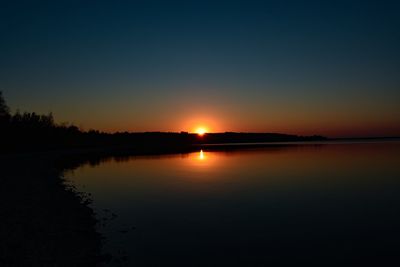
[{"left": 195, "top": 127, "right": 207, "bottom": 136}]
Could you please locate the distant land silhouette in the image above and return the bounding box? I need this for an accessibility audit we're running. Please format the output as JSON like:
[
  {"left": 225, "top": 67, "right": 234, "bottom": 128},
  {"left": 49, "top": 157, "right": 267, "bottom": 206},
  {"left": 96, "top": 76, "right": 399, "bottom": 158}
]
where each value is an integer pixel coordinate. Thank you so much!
[{"left": 0, "top": 90, "right": 325, "bottom": 154}]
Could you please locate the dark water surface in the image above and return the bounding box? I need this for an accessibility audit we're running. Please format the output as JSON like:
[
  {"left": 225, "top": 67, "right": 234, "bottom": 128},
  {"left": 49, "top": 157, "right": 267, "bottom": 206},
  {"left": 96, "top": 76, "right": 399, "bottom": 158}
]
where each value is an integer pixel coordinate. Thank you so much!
[{"left": 66, "top": 142, "right": 400, "bottom": 266}]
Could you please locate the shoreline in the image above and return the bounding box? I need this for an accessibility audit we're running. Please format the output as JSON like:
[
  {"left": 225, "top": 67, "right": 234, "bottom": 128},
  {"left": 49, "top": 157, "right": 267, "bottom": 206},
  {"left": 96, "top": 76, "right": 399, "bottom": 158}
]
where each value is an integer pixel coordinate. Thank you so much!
[{"left": 0, "top": 154, "right": 104, "bottom": 266}]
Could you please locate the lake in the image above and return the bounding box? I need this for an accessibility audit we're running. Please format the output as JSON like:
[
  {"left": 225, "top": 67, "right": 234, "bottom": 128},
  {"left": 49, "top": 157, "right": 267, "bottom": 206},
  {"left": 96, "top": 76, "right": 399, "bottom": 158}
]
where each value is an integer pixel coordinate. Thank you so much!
[{"left": 66, "top": 141, "right": 400, "bottom": 266}]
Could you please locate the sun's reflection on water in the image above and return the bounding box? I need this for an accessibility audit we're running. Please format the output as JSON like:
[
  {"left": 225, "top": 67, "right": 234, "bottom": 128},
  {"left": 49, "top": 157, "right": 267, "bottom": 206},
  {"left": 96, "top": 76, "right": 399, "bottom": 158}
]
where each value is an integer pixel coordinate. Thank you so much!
[
  {"left": 199, "top": 149, "right": 205, "bottom": 160},
  {"left": 185, "top": 149, "right": 219, "bottom": 169}
]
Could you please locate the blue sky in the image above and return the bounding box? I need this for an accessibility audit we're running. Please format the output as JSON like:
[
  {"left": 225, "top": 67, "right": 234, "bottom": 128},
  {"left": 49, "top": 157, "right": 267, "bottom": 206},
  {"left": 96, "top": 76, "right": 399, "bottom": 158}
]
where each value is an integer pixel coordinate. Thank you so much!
[{"left": 1, "top": 0, "right": 399, "bottom": 136}]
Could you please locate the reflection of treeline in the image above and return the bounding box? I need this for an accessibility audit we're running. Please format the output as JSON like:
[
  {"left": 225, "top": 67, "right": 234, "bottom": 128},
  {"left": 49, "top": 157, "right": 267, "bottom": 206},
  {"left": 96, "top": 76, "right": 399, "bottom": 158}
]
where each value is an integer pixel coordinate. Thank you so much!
[{"left": 0, "top": 91, "right": 326, "bottom": 153}]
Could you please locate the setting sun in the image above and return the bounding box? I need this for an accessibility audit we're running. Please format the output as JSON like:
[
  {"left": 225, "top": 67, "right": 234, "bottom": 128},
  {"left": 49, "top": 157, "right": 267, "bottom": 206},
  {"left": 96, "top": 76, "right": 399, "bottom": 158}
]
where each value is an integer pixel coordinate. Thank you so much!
[{"left": 195, "top": 127, "right": 207, "bottom": 136}]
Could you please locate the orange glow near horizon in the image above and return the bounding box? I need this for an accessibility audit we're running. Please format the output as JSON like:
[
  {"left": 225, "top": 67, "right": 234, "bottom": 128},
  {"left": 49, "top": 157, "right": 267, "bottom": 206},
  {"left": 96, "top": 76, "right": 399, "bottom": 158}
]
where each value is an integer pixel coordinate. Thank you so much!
[
  {"left": 98, "top": 112, "right": 400, "bottom": 138},
  {"left": 182, "top": 116, "right": 220, "bottom": 134},
  {"left": 195, "top": 127, "right": 208, "bottom": 136}
]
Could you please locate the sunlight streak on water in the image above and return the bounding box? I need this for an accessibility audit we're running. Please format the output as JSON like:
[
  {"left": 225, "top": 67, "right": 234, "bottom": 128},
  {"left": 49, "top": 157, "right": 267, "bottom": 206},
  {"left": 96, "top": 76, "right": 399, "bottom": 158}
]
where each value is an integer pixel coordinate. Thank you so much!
[{"left": 199, "top": 149, "right": 204, "bottom": 160}]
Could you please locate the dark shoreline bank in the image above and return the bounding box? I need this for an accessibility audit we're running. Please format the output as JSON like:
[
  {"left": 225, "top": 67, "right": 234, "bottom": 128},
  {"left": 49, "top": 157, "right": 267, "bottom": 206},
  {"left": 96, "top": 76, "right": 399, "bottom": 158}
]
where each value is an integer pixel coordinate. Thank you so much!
[{"left": 0, "top": 154, "right": 104, "bottom": 266}]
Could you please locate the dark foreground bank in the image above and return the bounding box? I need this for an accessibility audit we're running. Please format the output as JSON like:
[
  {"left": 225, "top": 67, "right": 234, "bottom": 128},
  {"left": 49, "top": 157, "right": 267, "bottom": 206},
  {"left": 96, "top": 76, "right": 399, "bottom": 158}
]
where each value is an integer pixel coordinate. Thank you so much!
[{"left": 0, "top": 154, "right": 104, "bottom": 266}]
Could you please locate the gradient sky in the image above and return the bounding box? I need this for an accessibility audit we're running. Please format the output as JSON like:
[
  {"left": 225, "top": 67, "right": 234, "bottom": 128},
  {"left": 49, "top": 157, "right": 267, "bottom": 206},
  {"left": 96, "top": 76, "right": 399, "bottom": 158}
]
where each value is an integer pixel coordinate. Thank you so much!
[{"left": 1, "top": 0, "right": 399, "bottom": 137}]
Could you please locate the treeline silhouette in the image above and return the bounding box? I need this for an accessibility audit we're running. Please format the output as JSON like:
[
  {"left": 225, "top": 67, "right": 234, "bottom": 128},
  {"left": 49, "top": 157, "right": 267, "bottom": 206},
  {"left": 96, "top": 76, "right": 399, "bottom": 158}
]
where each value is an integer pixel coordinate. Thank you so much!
[{"left": 0, "top": 91, "right": 326, "bottom": 153}]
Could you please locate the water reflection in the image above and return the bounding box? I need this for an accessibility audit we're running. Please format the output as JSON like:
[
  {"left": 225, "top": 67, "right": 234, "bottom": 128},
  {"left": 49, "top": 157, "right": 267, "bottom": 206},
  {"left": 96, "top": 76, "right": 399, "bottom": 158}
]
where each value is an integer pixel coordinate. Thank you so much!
[
  {"left": 199, "top": 149, "right": 204, "bottom": 160},
  {"left": 186, "top": 149, "right": 218, "bottom": 170},
  {"left": 65, "top": 142, "right": 400, "bottom": 266}
]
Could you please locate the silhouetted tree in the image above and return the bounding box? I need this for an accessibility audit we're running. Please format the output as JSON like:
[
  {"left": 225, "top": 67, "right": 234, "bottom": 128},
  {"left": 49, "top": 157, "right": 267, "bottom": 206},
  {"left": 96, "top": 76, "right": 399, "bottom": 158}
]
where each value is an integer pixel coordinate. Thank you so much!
[
  {"left": 0, "top": 91, "right": 10, "bottom": 123},
  {"left": 40, "top": 112, "right": 55, "bottom": 128}
]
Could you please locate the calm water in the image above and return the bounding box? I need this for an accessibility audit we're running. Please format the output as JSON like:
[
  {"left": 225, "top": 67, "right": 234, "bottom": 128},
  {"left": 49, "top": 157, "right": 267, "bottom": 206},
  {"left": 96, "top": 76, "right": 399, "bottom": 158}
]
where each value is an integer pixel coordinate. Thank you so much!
[{"left": 66, "top": 142, "right": 400, "bottom": 266}]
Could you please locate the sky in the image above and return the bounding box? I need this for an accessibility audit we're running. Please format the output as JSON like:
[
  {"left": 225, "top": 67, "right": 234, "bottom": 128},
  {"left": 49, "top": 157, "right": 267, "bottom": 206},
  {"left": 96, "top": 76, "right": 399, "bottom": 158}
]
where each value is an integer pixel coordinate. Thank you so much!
[{"left": 1, "top": 0, "right": 399, "bottom": 137}]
